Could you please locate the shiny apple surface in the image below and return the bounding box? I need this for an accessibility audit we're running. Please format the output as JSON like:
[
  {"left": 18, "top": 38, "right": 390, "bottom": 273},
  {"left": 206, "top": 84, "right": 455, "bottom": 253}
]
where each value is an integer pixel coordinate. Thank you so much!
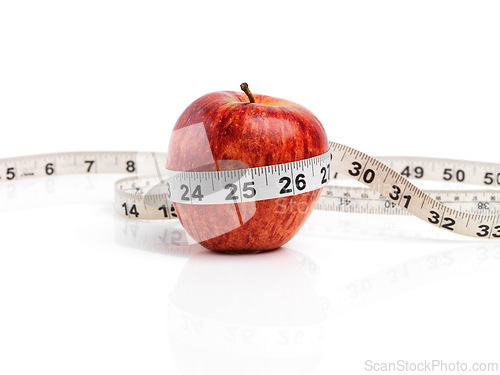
[{"left": 166, "top": 90, "right": 329, "bottom": 253}]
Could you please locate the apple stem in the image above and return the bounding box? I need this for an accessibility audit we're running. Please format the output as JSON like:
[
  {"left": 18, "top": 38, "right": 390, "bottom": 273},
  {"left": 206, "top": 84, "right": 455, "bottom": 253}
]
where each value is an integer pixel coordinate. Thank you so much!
[{"left": 240, "top": 82, "right": 255, "bottom": 103}]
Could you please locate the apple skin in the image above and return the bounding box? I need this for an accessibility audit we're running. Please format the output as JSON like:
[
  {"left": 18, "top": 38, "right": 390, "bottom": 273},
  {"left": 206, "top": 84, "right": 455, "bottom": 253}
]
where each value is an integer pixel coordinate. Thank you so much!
[{"left": 166, "top": 90, "right": 329, "bottom": 253}]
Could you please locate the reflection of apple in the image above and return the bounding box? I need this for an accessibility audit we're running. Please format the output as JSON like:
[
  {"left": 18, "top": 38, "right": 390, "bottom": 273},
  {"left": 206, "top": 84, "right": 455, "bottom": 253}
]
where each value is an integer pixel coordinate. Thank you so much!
[
  {"left": 167, "top": 248, "right": 327, "bottom": 375},
  {"left": 166, "top": 83, "right": 329, "bottom": 253}
]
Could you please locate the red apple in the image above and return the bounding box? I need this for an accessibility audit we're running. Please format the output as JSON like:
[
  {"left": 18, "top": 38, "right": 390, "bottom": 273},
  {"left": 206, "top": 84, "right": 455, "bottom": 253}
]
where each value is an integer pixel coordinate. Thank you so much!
[{"left": 166, "top": 83, "right": 329, "bottom": 253}]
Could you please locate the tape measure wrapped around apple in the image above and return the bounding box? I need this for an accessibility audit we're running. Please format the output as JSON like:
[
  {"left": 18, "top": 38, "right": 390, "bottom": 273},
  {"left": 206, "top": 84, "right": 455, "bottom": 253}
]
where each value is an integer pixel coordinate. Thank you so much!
[
  {"left": 165, "top": 83, "right": 330, "bottom": 252},
  {"left": 3, "top": 83, "right": 500, "bottom": 253}
]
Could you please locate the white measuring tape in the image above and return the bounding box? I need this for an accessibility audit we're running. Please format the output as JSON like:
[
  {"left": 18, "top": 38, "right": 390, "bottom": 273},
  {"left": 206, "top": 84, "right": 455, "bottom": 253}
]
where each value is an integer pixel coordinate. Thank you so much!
[{"left": 2, "top": 141, "right": 500, "bottom": 239}]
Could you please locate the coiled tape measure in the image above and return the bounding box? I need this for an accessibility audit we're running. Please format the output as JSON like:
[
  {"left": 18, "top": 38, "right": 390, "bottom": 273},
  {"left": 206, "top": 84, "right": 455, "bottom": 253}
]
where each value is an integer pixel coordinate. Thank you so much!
[{"left": 2, "top": 140, "right": 500, "bottom": 240}]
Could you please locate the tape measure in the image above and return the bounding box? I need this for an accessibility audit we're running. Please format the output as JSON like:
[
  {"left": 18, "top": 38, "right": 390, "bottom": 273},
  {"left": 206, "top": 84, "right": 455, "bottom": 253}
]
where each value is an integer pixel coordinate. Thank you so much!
[{"left": 2, "top": 141, "right": 500, "bottom": 240}]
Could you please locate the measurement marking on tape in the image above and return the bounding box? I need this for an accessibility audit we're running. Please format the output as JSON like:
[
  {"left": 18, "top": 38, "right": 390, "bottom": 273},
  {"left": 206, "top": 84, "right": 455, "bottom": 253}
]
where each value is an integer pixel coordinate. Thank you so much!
[{"left": 2, "top": 143, "right": 500, "bottom": 239}]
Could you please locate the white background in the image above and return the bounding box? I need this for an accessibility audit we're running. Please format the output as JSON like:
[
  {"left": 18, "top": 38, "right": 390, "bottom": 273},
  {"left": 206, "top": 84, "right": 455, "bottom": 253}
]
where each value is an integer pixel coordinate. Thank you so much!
[{"left": 1, "top": 1, "right": 500, "bottom": 374}]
